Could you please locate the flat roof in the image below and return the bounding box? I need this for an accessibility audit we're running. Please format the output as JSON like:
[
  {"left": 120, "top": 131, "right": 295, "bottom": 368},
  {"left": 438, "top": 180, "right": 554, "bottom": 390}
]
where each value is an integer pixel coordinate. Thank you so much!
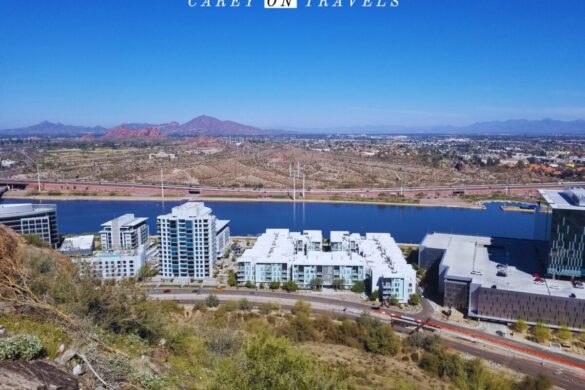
[
  {"left": 161, "top": 202, "right": 212, "bottom": 219},
  {"left": 540, "top": 188, "right": 585, "bottom": 211},
  {"left": 59, "top": 235, "right": 94, "bottom": 251},
  {"left": 239, "top": 229, "right": 415, "bottom": 280},
  {"left": 0, "top": 203, "right": 56, "bottom": 217},
  {"left": 422, "top": 233, "right": 585, "bottom": 299},
  {"left": 101, "top": 213, "right": 147, "bottom": 229}
]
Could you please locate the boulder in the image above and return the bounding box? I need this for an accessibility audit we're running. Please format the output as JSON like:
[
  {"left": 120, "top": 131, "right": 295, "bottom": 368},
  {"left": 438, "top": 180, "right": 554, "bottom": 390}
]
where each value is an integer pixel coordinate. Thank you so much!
[
  {"left": 0, "top": 360, "right": 78, "bottom": 389},
  {"left": 72, "top": 364, "right": 85, "bottom": 376}
]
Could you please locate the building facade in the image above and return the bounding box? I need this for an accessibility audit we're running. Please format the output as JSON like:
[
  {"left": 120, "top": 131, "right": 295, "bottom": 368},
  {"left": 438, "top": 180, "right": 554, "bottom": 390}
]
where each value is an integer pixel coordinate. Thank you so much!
[
  {"left": 237, "top": 229, "right": 416, "bottom": 302},
  {"left": 539, "top": 188, "right": 585, "bottom": 278},
  {"left": 158, "top": 202, "right": 228, "bottom": 280},
  {"left": 100, "top": 214, "right": 149, "bottom": 251},
  {"left": 75, "top": 246, "right": 146, "bottom": 280},
  {"left": 0, "top": 203, "right": 58, "bottom": 247}
]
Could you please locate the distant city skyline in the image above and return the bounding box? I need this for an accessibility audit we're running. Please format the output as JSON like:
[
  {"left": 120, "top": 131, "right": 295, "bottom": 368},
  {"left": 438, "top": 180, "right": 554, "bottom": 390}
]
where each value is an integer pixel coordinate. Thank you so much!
[{"left": 1, "top": 1, "right": 584, "bottom": 130}]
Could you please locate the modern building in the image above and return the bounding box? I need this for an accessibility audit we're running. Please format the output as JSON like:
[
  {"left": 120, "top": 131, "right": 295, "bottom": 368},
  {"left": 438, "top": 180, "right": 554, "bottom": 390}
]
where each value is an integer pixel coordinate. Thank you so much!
[
  {"left": 216, "top": 219, "right": 231, "bottom": 259},
  {"left": 99, "top": 214, "right": 149, "bottom": 251},
  {"left": 419, "top": 233, "right": 585, "bottom": 329},
  {"left": 59, "top": 235, "right": 94, "bottom": 256},
  {"left": 237, "top": 229, "right": 416, "bottom": 302},
  {"left": 539, "top": 187, "right": 585, "bottom": 277},
  {"left": 157, "top": 202, "right": 230, "bottom": 280},
  {"left": 0, "top": 203, "right": 58, "bottom": 247},
  {"left": 75, "top": 246, "right": 146, "bottom": 280}
]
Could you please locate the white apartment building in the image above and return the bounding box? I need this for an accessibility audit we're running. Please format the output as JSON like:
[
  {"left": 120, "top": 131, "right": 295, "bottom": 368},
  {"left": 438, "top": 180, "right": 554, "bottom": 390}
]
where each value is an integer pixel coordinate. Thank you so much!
[
  {"left": 0, "top": 203, "right": 59, "bottom": 247},
  {"left": 237, "top": 229, "right": 417, "bottom": 302},
  {"left": 75, "top": 246, "right": 146, "bottom": 280},
  {"left": 157, "top": 202, "right": 230, "bottom": 280},
  {"left": 99, "top": 214, "right": 149, "bottom": 250}
]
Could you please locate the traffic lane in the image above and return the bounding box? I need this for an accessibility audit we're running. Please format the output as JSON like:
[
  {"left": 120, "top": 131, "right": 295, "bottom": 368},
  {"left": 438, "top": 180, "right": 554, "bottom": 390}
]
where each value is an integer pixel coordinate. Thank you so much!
[
  {"left": 443, "top": 337, "right": 585, "bottom": 390},
  {"left": 156, "top": 294, "right": 583, "bottom": 389}
]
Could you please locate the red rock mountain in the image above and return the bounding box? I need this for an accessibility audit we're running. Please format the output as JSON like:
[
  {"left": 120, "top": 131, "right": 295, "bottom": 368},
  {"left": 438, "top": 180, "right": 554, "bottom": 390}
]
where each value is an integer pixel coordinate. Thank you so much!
[{"left": 102, "top": 125, "right": 163, "bottom": 139}]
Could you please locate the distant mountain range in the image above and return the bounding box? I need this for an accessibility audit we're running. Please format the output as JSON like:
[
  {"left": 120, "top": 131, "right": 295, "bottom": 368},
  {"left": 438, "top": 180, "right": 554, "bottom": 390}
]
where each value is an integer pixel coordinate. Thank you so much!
[
  {"left": 316, "top": 119, "right": 585, "bottom": 135},
  {"left": 1, "top": 117, "right": 585, "bottom": 138}
]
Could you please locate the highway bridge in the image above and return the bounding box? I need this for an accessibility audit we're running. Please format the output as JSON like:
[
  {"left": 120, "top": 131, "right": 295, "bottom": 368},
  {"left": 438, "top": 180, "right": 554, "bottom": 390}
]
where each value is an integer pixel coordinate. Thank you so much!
[{"left": 1, "top": 178, "right": 583, "bottom": 197}]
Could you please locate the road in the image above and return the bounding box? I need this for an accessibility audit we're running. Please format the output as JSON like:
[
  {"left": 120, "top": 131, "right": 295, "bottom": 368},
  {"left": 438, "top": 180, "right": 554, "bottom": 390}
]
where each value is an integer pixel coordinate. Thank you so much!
[
  {"left": 1, "top": 177, "right": 583, "bottom": 196},
  {"left": 149, "top": 287, "right": 585, "bottom": 389}
]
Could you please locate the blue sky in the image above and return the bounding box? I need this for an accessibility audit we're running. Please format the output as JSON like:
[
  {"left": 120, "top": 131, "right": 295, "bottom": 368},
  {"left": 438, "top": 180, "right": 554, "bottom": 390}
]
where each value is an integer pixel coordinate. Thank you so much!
[{"left": 1, "top": 0, "right": 584, "bottom": 129}]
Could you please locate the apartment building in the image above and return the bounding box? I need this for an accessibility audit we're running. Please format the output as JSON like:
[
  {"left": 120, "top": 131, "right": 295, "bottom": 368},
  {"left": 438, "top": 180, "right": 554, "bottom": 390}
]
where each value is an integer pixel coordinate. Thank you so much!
[
  {"left": 75, "top": 246, "right": 146, "bottom": 280},
  {"left": 0, "top": 203, "right": 58, "bottom": 247},
  {"left": 158, "top": 202, "right": 230, "bottom": 280},
  {"left": 99, "top": 214, "right": 149, "bottom": 250},
  {"left": 237, "top": 229, "right": 416, "bottom": 302}
]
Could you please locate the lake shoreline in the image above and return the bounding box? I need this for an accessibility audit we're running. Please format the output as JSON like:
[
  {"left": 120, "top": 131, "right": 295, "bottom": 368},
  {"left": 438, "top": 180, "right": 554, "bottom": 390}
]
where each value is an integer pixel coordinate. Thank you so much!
[{"left": 1, "top": 192, "right": 486, "bottom": 210}]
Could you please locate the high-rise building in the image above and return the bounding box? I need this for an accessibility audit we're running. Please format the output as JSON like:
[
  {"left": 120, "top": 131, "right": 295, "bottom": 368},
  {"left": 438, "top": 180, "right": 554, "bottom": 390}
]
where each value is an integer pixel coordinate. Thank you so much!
[
  {"left": 539, "top": 187, "right": 585, "bottom": 277},
  {"left": 99, "top": 214, "right": 149, "bottom": 251},
  {"left": 0, "top": 203, "right": 58, "bottom": 247},
  {"left": 157, "top": 202, "right": 230, "bottom": 280}
]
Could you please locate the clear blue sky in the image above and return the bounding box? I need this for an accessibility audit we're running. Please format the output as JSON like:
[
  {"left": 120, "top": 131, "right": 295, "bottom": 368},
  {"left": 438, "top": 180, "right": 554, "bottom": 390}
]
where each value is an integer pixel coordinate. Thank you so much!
[{"left": 1, "top": 0, "right": 584, "bottom": 129}]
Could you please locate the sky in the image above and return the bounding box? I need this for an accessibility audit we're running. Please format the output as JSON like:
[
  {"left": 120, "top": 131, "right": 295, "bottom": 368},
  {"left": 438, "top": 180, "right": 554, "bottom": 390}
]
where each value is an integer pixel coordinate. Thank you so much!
[{"left": 1, "top": 0, "right": 585, "bottom": 130}]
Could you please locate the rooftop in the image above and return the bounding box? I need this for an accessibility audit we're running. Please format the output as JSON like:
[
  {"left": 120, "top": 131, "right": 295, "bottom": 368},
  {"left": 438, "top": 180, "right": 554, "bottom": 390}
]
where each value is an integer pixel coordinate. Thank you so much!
[
  {"left": 161, "top": 202, "right": 212, "bottom": 219},
  {"left": 540, "top": 187, "right": 585, "bottom": 211},
  {"left": 59, "top": 235, "right": 94, "bottom": 252},
  {"left": 422, "top": 233, "right": 585, "bottom": 299},
  {"left": 0, "top": 203, "right": 56, "bottom": 217},
  {"left": 101, "top": 213, "right": 148, "bottom": 229}
]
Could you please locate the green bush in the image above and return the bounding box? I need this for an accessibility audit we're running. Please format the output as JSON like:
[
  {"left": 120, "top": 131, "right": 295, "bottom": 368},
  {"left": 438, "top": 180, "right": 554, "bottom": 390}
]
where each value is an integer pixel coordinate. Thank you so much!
[
  {"left": 291, "top": 300, "right": 312, "bottom": 317},
  {"left": 238, "top": 298, "right": 253, "bottom": 311},
  {"left": 408, "top": 293, "right": 420, "bottom": 306},
  {"left": 0, "top": 335, "right": 44, "bottom": 361},
  {"left": 390, "top": 296, "right": 399, "bottom": 306},
  {"left": 245, "top": 280, "right": 255, "bottom": 289},
  {"left": 206, "top": 294, "right": 220, "bottom": 308},
  {"left": 532, "top": 322, "right": 551, "bottom": 344},
  {"left": 282, "top": 280, "right": 299, "bottom": 292},
  {"left": 269, "top": 281, "right": 280, "bottom": 290},
  {"left": 369, "top": 290, "right": 380, "bottom": 302},
  {"left": 192, "top": 301, "right": 207, "bottom": 312},
  {"left": 227, "top": 270, "right": 237, "bottom": 287},
  {"left": 511, "top": 319, "right": 528, "bottom": 333},
  {"left": 350, "top": 280, "right": 365, "bottom": 293},
  {"left": 259, "top": 302, "right": 280, "bottom": 315}
]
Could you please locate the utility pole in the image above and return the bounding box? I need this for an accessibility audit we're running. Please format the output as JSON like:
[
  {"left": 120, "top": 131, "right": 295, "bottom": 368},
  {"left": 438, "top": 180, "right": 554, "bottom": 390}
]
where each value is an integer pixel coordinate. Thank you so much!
[
  {"left": 302, "top": 173, "right": 305, "bottom": 198},
  {"left": 293, "top": 174, "right": 296, "bottom": 202},
  {"left": 160, "top": 165, "right": 165, "bottom": 200},
  {"left": 36, "top": 164, "right": 42, "bottom": 193}
]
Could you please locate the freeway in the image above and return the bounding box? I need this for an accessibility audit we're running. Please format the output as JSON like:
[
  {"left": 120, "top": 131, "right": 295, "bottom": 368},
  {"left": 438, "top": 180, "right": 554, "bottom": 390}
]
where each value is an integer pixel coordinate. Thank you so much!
[
  {"left": 149, "top": 287, "right": 585, "bottom": 388},
  {"left": 1, "top": 177, "right": 583, "bottom": 196}
]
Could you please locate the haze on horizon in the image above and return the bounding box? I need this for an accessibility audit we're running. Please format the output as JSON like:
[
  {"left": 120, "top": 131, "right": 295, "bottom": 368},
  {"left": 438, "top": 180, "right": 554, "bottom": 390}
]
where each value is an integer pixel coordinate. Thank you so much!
[{"left": 1, "top": 1, "right": 584, "bottom": 130}]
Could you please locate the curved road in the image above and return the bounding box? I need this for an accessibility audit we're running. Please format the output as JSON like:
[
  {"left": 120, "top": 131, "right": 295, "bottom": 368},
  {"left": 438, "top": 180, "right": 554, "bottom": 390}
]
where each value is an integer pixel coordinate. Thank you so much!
[{"left": 150, "top": 287, "right": 585, "bottom": 389}]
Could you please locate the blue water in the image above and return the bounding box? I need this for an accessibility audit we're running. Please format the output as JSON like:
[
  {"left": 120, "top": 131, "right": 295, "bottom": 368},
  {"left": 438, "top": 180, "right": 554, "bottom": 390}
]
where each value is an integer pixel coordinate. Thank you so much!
[{"left": 0, "top": 198, "right": 540, "bottom": 244}]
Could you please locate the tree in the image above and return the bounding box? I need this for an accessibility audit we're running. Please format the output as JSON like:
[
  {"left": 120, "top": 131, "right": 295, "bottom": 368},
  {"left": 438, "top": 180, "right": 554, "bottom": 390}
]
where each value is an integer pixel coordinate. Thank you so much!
[
  {"left": 556, "top": 324, "right": 572, "bottom": 343},
  {"left": 258, "top": 282, "right": 265, "bottom": 289},
  {"left": 332, "top": 277, "right": 345, "bottom": 290},
  {"left": 282, "top": 280, "right": 299, "bottom": 292},
  {"left": 227, "top": 270, "right": 237, "bottom": 287},
  {"left": 408, "top": 293, "right": 420, "bottom": 306},
  {"left": 205, "top": 294, "right": 220, "bottom": 308},
  {"left": 350, "top": 280, "right": 365, "bottom": 293},
  {"left": 511, "top": 319, "right": 528, "bottom": 333},
  {"left": 309, "top": 277, "right": 323, "bottom": 291},
  {"left": 137, "top": 264, "right": 158, "bottom": 280},
  {"left": 245, "top": 280, "right": 255, "bottom": 289},
  {"left": 532, "top": 322, "right": 551, "bottom": 344},
  {"left": 238, "top": 298, "right": 252, "bottom": 311},
  {"left": 269, "top": 281, "right": 280, "bottom": 290},
  {"left": 390, "top": 296, "right": 399, "bottom": 306},
  {"left": 369, "top": 290, "right": 380, "bottom": 302}
]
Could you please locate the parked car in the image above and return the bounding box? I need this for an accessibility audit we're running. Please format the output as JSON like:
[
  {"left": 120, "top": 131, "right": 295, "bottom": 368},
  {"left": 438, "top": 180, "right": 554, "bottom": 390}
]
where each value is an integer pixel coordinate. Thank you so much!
[{"left": 163, "top": 289, "right": 172, "bottom": 293}]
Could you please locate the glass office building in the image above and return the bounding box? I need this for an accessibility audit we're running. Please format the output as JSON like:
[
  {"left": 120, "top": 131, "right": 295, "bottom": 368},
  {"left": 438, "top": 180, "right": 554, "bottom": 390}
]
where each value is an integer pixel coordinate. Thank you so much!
[{"left": 540, "top": 188, "right": 585, "bottom": 277}]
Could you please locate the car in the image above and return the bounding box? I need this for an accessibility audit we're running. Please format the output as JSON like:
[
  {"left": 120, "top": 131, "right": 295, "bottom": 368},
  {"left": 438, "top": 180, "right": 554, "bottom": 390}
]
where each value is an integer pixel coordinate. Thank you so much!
[
  {"left": 163, "top": 289, "right": 172, "bottom": 293},
  {"left": 192, "top": 289, "right": 200, "bottom": 294},
  {"left": 570, "top": 293, "right": 577, "bottom": 298},
  {"left": 573, "top": 280, "right": 584, "bottom": 289},
  {"left": 496, "top": 330, "right": 506, "bottom": 337}
]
